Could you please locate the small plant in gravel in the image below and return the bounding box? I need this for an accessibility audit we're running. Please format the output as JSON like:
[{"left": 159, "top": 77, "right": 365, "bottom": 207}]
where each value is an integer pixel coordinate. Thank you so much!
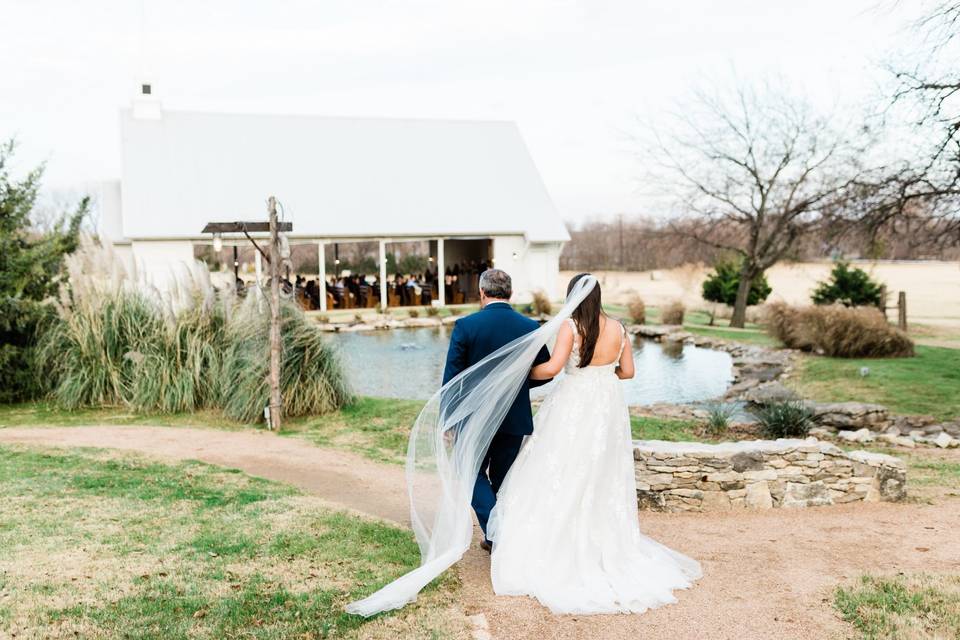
[
  {"left": 449, "top": 307, "right": 462, "bottom": 316},
  {"left": 426, "top": 306, "right": 440, "bottom": 317},
  {"left": 755, "top": 399, "right": 814, "bottom": 439},
  {"left": 704, "top": 403, "right": 736, "bottom": 437},
  {"left": 316, "top": 314, "right": 330, "bottom": 324},
  {"left": 627, "top": 294, "right": 646, "bottom": 325},
  {"left": 408, "top": 308, "right": 420, "bottom": 318}
]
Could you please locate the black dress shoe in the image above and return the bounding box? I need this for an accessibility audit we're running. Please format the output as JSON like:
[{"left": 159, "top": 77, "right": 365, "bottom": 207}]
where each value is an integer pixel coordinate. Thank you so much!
[{"left": 480, "top": 540, "right": 492, "bottom": 553}]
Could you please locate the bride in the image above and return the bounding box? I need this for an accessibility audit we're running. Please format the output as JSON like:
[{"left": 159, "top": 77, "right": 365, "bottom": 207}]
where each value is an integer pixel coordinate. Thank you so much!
[
  {"left": 486, "top": 273, "right": 701, "bottom": 614},
  {"left": 346, "top": 273, "right": 700, "bottom": 617}
]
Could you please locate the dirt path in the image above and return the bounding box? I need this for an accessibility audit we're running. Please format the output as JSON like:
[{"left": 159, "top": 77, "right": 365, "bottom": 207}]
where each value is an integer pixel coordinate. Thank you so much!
[{"left": 3, "top": 425, "right": 958, "bottom": 640}]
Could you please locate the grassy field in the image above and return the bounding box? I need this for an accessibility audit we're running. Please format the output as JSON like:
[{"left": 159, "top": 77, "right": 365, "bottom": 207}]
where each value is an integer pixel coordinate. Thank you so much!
[
  {"left": 283, "top": 397, "right": 424, "bottom": 465},
  {"left": 835, "top": 574, "right": 960, "bottom": 640},
  {"left": 0, "top": 403, "right": 256, "bottom": 430},
  {"left": 0, "top": 445, "right": 465, "bottom": 639},
  {"left": 791, "top": 345, "right": 960, "bottom": 420},
  {"left": 630, "top": 416, "right": 701, "bottom": 441}
]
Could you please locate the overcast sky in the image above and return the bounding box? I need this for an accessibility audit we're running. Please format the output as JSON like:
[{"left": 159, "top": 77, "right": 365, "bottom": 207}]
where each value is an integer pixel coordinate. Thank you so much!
[{"left": 1, "top": 1, "right": 920, "bottom": 223}]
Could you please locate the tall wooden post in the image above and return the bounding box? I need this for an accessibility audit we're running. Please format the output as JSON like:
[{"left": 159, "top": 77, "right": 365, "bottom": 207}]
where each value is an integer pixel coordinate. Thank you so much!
[
  {"left": 898, "top": 291, "right": 908, "bottom": 331},
  {"left": 268, "top": 197, "right": 282, "bottom": 430}
]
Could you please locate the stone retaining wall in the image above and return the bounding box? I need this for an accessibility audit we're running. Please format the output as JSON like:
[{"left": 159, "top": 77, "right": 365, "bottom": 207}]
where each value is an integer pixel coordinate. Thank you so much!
[{"left": 633, "top": 439, "right": 906, "bottom": 512}]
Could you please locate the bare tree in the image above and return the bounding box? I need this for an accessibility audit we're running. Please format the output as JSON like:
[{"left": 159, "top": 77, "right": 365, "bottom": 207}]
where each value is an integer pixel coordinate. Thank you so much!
[
  {"left": 866, "top": 2, "right": 960, "bottom": 240},
  {"left": 649, "top": 82, "right": 864, "bottom": 327}
]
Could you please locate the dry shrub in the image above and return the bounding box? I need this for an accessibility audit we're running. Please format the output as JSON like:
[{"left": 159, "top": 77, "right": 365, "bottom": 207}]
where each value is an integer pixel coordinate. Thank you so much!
[
  {"left": 531, "top": 290, "right": 552, "bottom": 316},
  {"left": 408, "top": 308, "right": 420, "bottom": 318},
  {"left": 626, "top": 293, "right": 646, "bottom": 325},
  {"left": 661, "top": 300, "right": 685, "bottom": 325},
  {"left": 426, "top": 305, "right": 440, "bottom": 317},
  {"left": 765, "top": 302, "right": 914, "bottom": 358}
]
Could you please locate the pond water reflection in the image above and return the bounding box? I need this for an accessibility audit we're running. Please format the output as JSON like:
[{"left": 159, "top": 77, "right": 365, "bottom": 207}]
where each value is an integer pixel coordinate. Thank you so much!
[{"left": 328, "top": 327, "right": 733, "bottom": 406}]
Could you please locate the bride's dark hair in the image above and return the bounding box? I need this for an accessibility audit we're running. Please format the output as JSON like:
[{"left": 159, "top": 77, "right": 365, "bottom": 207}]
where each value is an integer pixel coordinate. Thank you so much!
[{"left": 567, "top": 272, "right": 603, "bottom": 368}]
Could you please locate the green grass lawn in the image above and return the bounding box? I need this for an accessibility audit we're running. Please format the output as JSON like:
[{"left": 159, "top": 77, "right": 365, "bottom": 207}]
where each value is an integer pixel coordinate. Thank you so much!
[
  {"left": 683, "top": 325, "right": 777, "bottom": 346},
  {"left": 283, "top": 397, "right": 424, "bottom": 465},
  {"left": 791, "top": 345, "right": 960, "bottom": 420},
  {"left": 835, "top": 574, "right": 960, "bottom": 639},
  {"left": 630, "top": 416, "right": 701, "bottom": 441},
  {"left": 0, "top": 403, "right": 257, "bottom": 430},
  {"left": 0, "top": 445, "right": 464, "bottom": 639}
]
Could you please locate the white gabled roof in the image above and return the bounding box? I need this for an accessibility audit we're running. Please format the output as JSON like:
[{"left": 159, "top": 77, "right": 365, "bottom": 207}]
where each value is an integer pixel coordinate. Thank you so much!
[{"left": 119, "top": 107, "right": 569, "bottom": 243}]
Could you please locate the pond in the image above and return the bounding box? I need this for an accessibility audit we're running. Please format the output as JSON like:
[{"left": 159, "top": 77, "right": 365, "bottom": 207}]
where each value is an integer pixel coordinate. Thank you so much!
[{"left": 328, "top": 327, "right": 734, "bottom": 406}]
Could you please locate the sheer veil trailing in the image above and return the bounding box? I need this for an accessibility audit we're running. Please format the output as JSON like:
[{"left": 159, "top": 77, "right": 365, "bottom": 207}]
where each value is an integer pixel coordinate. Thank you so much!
[{"left": 345, "top": 275, "right": 599, "bottom": 617}]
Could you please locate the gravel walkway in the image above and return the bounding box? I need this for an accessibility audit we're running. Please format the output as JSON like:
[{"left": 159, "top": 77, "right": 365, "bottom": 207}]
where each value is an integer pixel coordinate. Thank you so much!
[{"left": 2, "top": 425, "right": 958, "bottom": 640}]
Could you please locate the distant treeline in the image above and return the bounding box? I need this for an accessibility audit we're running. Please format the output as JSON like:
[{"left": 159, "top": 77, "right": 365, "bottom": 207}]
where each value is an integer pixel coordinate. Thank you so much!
[{"left": 559, "top": 215, "right": 960, "bottom": 271}]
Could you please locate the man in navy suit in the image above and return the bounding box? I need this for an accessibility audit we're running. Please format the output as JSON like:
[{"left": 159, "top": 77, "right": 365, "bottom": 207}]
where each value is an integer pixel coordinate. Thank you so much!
[{"left": 442, "top": 268, "right": 551, "bottom": 552}]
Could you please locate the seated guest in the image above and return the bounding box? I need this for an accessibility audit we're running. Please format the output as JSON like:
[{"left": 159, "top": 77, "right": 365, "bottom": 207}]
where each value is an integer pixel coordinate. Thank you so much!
[
  {"left": 304, "top": 279, "right": 319, "bottom": 309},
  {"left": 332, "top": 277, "right": 345, "bottom": 308}
]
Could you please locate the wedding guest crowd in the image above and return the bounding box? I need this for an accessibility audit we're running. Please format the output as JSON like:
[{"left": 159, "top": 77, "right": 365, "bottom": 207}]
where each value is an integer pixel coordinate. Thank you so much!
[{"left": 287, "top": 259, "right": 491, "bottom": 310}]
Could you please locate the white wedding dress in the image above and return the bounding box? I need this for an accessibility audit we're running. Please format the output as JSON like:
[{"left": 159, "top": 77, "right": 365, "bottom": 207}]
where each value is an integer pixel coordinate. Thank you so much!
[{"left": 486, "top": 319, "right": 702, "bottom": 615}]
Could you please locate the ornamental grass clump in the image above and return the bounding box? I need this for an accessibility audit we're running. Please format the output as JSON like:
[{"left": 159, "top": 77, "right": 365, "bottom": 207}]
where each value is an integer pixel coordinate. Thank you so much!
[
  {"left": 704, "top": 402, "right": 736, "bottom": 437},
  {"left": 756, "top": 400, "right": 814, "bottom": 439},
  {"left": 531, "top": 290, "right": 552, "bottom": 316},
  {"left": 626, "top": 293, "right": 646, "bottom": 325},
  {"left": 39, "top": 236, "right": 351, "bottom": 422},
  {"left": 765, "top": 302, "right": 913, "bottom": 358},
  {"left": 661, "top": 300, "right": 685, "bottom": 325}
]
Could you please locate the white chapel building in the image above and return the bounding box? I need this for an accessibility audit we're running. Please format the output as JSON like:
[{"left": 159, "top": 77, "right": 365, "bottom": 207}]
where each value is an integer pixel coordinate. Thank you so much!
[{"left": 98, "top": 90, "right": 570, "bottom": 307}]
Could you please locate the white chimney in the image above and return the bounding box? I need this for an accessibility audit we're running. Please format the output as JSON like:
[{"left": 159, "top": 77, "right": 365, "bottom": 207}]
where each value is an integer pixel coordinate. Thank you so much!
[{"left": 132, "top": 82, "right": 162, "bottom": 120}]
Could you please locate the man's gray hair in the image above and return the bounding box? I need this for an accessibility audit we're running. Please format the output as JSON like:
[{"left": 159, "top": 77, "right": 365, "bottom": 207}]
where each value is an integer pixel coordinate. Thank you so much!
[{"left": 479, "top": 268, "right": 512, "bottom": 300}]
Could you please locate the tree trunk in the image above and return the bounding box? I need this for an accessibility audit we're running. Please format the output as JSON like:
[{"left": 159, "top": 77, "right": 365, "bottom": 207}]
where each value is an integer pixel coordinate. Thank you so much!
[{"left": 730, "top": 265, "right": 755, "bottom": 328}]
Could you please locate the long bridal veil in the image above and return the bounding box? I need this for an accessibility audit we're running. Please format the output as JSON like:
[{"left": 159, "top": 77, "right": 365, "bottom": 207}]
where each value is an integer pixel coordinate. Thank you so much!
[{"left": 345, "top": 275, "right": 599, "bottom": 617}]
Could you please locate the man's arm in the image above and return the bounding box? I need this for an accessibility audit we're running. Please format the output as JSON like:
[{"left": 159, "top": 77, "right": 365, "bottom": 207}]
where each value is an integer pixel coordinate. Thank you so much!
[
  {"left": 442, "top": 321, "right": 469, "bottom": 385},
  {"left": 529, "top": 343, "right": 553, "bottom": 387}
]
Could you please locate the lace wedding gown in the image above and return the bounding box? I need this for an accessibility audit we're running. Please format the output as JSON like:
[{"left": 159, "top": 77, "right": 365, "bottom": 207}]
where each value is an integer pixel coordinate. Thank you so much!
[{"left": 486, "top": 320, "right": 702, "bottom": 615}]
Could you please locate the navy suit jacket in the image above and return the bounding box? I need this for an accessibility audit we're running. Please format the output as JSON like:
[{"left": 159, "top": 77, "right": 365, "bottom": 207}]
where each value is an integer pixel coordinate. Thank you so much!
[{"left": 442, "top": 302, "right": 550, "bottom": 437}]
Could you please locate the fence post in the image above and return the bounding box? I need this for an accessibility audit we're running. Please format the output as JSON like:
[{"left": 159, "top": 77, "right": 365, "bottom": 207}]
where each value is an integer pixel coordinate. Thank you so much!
[{"left": 897, "top": 291, "right": 907, "bottom": 331}]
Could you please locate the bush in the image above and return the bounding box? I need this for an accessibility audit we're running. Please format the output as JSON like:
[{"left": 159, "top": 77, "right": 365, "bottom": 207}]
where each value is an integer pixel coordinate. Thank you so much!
[
  {"left": 408, "top": 308, "right": 420, "bottom": 318},
  {"left": 426, "top": 305, "right": 440, "bottom": 317},
  {"left": 765, "top": 302, "right": 914, "bottom": 358},
  {"left": 39, "top": 237, "right": 352, "bottom": 422},
  {"left": 812, "top": 261, "right": 884, "bottom": 307},
  {"left": 755, "top": 400, "right": 814, "bottom": 438},
  {"left": 702, "top": 259, "right": 772, "bottom": 306},
  {"left": 0, "top": 299, "right": 54, "bottom": 402},
  {"left": 531, "top": 290, "right": 552, "bottom": 316},
  {"left": 0, "top": 139, "right": 86, "bottom": 402},
  {"left": 661, "top": 300, "right": 685, "bottom": 325},
  {"left": 626, "top": 294, "right": 646, "bottom": 324},
  {"left": 449, "top": 307, "right": 462, "bottom": 316}
]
